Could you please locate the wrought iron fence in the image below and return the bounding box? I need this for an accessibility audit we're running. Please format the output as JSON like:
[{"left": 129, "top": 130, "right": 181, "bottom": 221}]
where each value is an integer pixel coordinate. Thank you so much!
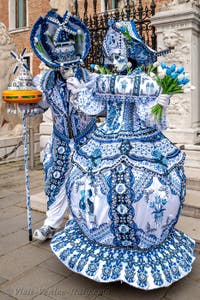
[{"left": 74, "top": 0, "right": 157, "bottom": 67}]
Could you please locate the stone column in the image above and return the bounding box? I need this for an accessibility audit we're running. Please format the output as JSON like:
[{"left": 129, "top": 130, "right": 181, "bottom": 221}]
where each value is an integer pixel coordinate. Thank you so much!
[{"left": 151, "top": 1, "right": 200, "bottom": 144}]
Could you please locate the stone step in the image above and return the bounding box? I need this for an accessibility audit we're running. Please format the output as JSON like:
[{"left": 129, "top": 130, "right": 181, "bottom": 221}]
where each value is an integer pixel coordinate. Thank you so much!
[
  {"left": 185, "top": 167, "right": 200, "bottom": 191},
  {"left": 176, "top": 215, "right": 200, "bottom": 251},
  {"left": 182, "top": 189, "right": 200, "bottom": 219},
  {"left": 184, "top": 144, "right": 200, "bottom": 168}
]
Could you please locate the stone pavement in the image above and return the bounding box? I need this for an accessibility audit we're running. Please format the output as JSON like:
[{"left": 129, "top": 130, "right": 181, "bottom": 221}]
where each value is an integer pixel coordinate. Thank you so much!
[{"left": 0, "top": 160, "right": 200, "bottom": 300}]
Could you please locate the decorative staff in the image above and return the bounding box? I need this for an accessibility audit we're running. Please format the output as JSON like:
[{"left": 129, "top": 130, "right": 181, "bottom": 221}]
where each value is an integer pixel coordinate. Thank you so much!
[{"left": 2, "top": 48, "right": 42, "bottom": 241}]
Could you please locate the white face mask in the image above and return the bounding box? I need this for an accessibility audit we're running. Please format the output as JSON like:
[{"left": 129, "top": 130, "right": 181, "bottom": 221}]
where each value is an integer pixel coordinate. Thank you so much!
[
  {"left": 112, "top": 53, "right": 128, "bottom": 72},
  {"left": 60, "top": 67, "right": 74, "bottom": 80}
]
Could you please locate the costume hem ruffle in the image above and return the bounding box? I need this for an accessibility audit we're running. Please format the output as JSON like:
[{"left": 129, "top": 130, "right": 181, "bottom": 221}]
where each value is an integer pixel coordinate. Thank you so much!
[{"left": 50, "top": 220, "right": 195, "bottom": 290}]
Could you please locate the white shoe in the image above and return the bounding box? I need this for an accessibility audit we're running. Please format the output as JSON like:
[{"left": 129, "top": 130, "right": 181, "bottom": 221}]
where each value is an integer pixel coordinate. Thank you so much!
[{"left": 33, "top": 225, "right": 56, "bottom": 241}]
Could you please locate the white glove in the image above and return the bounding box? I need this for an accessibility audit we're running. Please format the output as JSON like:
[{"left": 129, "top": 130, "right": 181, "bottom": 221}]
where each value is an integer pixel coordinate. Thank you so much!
[
  {"left": 67, "top": 77, "right": 96, "bottom": 95},
  {"left": 157, "top": 94, "right": 171, "bottom": 107},
  {"left": 67, "top": 77, "right": 85, "bottom": 95}
]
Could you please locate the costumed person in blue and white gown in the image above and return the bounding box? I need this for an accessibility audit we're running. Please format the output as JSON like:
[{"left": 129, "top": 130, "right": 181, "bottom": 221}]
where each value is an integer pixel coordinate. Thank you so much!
[
  {"left": 28, "top": 8, "right": 96, "bottom": 240},
  {"left": 50, "top": 20, "right": 195, "bottom": 290}
]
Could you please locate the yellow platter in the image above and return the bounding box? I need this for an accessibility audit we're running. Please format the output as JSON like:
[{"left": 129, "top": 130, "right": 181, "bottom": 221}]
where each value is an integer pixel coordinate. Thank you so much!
[{"left": 2, "top": 90, "right": 42, "bottom": 104}]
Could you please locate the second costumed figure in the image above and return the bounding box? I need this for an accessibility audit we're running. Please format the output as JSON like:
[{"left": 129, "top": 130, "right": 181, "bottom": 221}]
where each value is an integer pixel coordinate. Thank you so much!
[{"left": 49, "top": 20, "right": 195, "bottom": 290}]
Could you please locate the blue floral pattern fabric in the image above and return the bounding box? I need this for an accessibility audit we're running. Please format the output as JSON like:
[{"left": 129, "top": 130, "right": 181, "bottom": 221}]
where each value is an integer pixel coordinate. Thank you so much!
[
  {"left": 51, "top": 70, "right": 195, "bottom": 289},
  {"left": 33, "top": 68, "right": 96, "bottom": 209},
  {"left": 51, "top": 220, "right": 195, "bottom": 290}
]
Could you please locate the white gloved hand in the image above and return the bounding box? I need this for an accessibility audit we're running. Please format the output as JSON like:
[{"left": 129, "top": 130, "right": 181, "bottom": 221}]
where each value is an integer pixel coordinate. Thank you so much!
[
  {"left": 66, "top": 77, "right": 85, "bottom": 95},
  {"left": 67, "top": 77, "right": 96, "bottom": 95},
  {"left": 157, "top": 94, "right": 171, "bottom": 107}
]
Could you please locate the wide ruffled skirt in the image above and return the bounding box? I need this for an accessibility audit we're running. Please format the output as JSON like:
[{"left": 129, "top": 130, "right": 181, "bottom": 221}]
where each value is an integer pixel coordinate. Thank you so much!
[
  {"left": 51, "top": 219, "right": 195, "bottom": 290},
  {"left": 50, "top": 127, "right": 196, "bottom": 289}
]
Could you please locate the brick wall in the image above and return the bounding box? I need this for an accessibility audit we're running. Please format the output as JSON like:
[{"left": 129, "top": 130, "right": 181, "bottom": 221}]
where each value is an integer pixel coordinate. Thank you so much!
[{"left": 0, "top": 0, "right": 9, "bottom": 27}]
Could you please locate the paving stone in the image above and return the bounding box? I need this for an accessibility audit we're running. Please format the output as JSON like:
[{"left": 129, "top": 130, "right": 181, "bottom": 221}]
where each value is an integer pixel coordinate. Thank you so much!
[
  {"left": 39, "top": 256, "right": 73, "bottom": 278},
  {"left": 32, "top": 295, "right": 54, "bottom": 300},
  {"left": 0, "top": 291, "right": 17, "bottom": 300},
  {"left": 188, "top": 253, "right": 200, "bottom": 282},
  {"left": 176, "top": 215, "right": 200, "bottom": 249},
  {"left": 0, "top": 177, "right": 44, "bottom": 194},
  {"left": 0, "top": 189, "right": 20, "bottom": 199},
  {"left": 32, "top": 240, "right": 52, "bottom": 253},
  {"left": 164, "top": 276, "right": 200, "bottom": 300},
  {"left": 0, "top": 176, "right": 25, "bottom": 188},
  {"left": 0, "top": 211, "right": 45, "bottom": 237},
  {"left": 15, "top": 200, "right": 28, "bottom": 209},
  {"left": 98, "top": 281, "right": 167, "bottom": 300},
  {"left": 0, "top": 214, "right": 29, "bottom": 237},
  {"left": 93, "top": 297, "right": 113, "bottom": 300},
  {"left": 0, "top": 267, "right": 64, "bottom": 300},
  {"left": 0, "top": 206, "right": 26, "bottom": 221},
  {"left": 31, "top": 220, "right": 45, "bottom": 231},
  {"left": 0, "top": 194, "right": 25, "bottom": 209},
  {"left": 48, "top": 274, "right": 109, "bottom": 300},
  {"left": 8, "top": 186, "right": 26, "bottom": 194},
  {"left": 0, "top": 276, "right": 7, "bottom": 286},
  {"left": 0, "top": 229, "right": 29, "bottom": 256},
  {"left": 0, "top": 244, "right": 53, "bottom": 280}
]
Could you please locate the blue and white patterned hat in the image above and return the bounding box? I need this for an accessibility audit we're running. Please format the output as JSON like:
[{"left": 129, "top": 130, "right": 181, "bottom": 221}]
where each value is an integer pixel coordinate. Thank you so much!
[
  {"left": 30, "top": 10, "right": 90, "bottom": 69},
  {"left": 103, "top": 20, "right": 169, "bottom": 66}
]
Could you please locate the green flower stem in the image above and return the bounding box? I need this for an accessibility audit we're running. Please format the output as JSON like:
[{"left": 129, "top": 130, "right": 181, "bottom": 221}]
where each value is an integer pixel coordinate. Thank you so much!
[{"left": 151, "top": 103, "right": 163, "bottom": 121}]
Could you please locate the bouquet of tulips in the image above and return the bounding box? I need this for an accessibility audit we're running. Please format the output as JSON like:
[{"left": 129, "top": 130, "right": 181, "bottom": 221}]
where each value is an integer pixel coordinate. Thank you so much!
[
  {"left": 90, "top": 62, "right": 133, "bottom": 75},
  {"left": 148, "top": 62, "right": 195, "bottom": 121}
]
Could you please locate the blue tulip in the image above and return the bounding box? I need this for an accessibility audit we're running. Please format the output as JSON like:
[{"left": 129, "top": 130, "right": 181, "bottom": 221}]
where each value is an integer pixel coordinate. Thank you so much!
[
  {"left": 161, "top": 62, "right": 167, "bottom": 69},
  {"left": 90, "top": 64, "right": 95, "bottom": 69},
  {"left": 177, "top": 66, "right": 184, "bottom": 74},
  {"left": 166, "top": 68, "right": 172, "bottom": 75},
  {"left": 182, "top": 78, "right": 190, "bottom": 85},
  {"left": 170, "top": 64, "right": 176, "bottom": 72},
  {"left": 177, "top": 79, "right": 183, "bottom": 85},
  {"left": 120, "top": 26, "right": 126, "bottom": 33},
  {"left": 171, "top": 72, "right": 178, "bottom": 79}
]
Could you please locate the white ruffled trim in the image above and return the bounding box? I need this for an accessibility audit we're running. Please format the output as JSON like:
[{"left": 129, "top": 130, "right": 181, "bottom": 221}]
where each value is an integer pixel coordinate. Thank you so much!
[{"left": 51, "top": 220, "right": 195, "bottom": 290}]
